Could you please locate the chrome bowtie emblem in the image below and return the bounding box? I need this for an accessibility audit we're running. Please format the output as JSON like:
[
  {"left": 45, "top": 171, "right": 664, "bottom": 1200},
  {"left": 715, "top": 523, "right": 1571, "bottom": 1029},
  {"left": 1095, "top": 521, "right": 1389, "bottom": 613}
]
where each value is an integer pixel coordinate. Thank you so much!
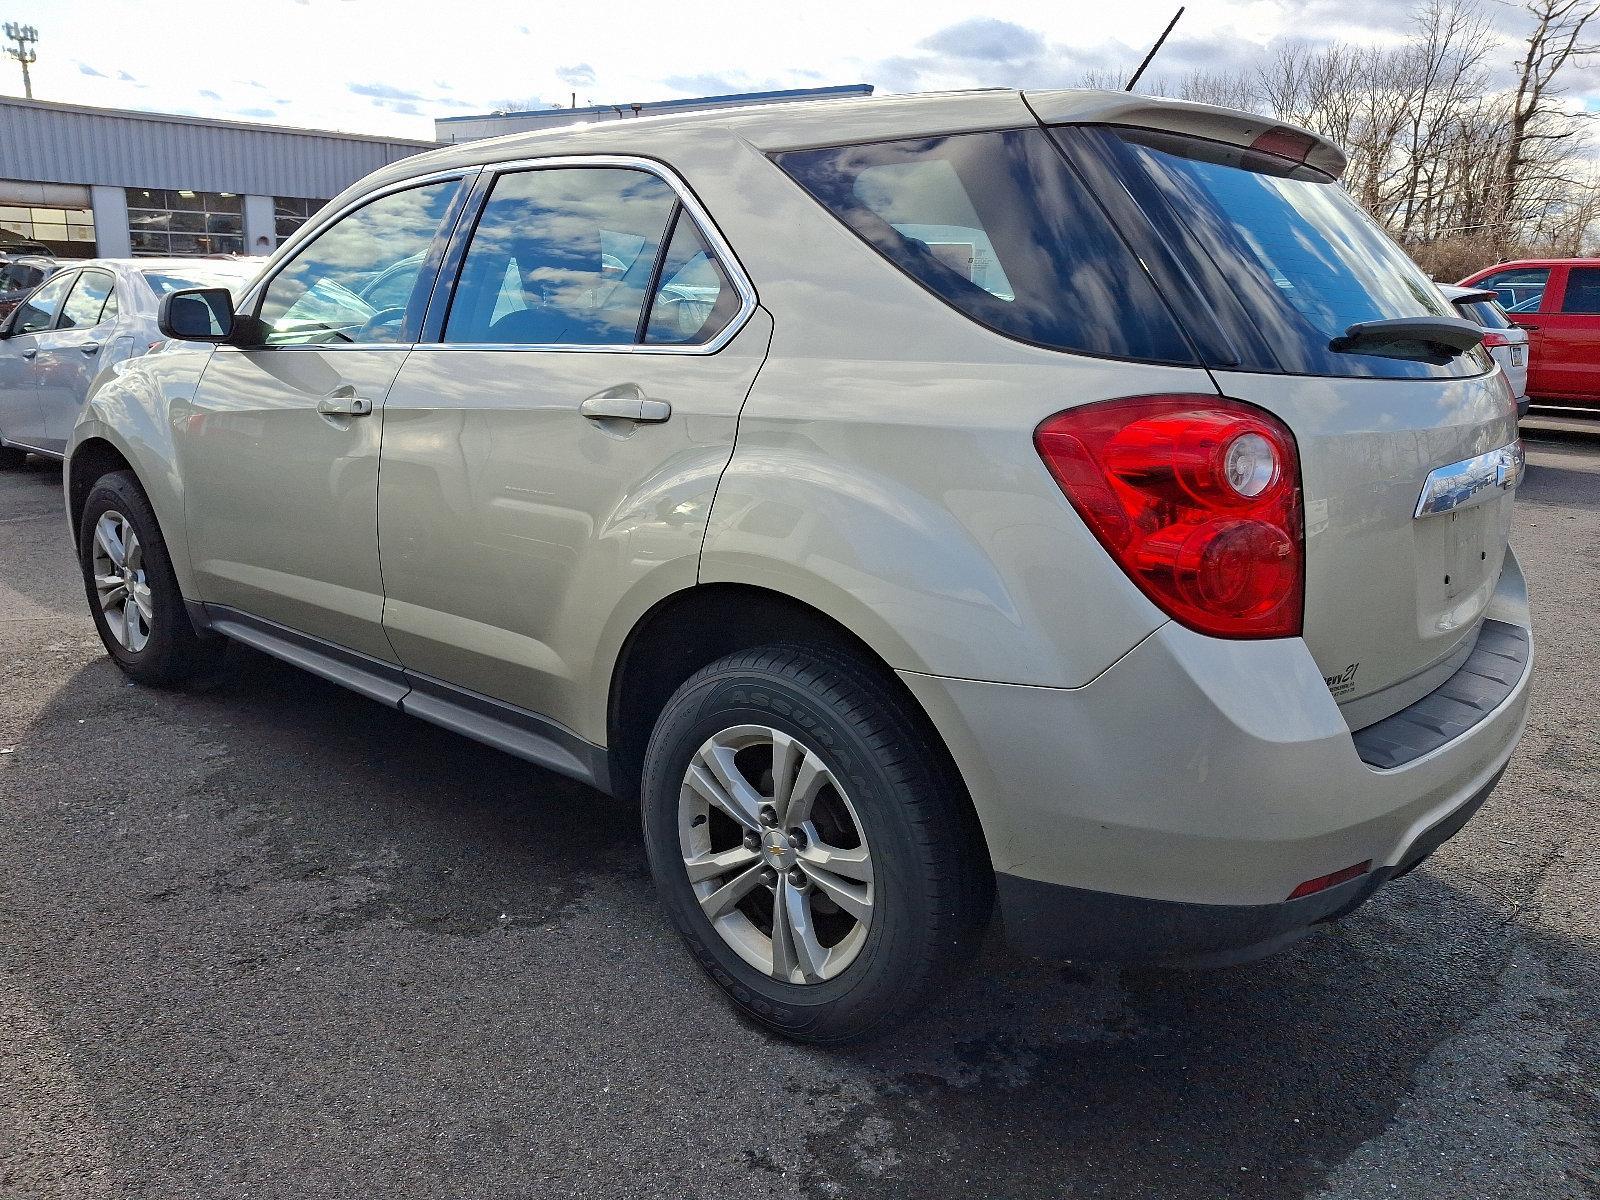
[{"left": 1414, "top": 441, "right": 1525, "bottom": 519}]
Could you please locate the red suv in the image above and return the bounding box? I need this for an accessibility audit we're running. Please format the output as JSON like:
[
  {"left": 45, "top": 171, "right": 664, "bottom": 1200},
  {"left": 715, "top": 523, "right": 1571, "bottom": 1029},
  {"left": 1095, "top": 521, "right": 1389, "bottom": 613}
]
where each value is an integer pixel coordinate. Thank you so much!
[{"left": 1460, "top": 259, "right": 1600, "bottom": 411}]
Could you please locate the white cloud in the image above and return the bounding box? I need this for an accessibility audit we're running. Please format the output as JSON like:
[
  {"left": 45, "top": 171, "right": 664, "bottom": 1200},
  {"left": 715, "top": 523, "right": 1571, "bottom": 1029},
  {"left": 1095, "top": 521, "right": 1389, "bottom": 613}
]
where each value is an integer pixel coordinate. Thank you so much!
[{"left": 1, "top": 0, "right": 1593, "bottom": 140}]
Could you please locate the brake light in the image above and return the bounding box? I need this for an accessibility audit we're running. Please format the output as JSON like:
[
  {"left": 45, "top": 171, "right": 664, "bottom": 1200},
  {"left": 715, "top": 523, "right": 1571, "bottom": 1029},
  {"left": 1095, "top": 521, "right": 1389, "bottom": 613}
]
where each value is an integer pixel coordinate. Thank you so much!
[
  {"left": 1249, "top": 126, "right": 1316, "bottom": 164},
  {"left": 1480, "top": 332, "right": 1510, "bottom": 348},
  {"left": 1035, "top": 395, "right": 1304, "bottom": 639}
]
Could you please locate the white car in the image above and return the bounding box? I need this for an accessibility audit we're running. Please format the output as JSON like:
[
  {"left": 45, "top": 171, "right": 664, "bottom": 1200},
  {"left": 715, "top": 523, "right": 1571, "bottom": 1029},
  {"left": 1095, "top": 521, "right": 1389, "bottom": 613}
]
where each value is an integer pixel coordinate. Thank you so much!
[
  {"left": 1441, "top": 283, "right": 1530, "bottom": 417},
  {"left": 0, "top": 257, "right": 260, "bottom": 462}
]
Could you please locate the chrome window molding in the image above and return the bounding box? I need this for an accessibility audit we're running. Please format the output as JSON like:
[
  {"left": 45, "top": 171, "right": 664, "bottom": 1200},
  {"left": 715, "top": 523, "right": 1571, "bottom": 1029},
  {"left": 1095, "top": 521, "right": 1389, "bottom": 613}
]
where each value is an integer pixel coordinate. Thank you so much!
[{"left": 426, "top": 153, "right": 758, "bottom": 358}]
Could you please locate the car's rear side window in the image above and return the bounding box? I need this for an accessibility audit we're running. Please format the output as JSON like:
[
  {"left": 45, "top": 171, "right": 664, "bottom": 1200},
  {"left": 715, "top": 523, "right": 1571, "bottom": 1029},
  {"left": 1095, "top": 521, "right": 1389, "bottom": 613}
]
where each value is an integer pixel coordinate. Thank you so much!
[
  {"left": 772, "top": 129, "right": 1197, "bottom": 364},
  {"left": 1562, "top": 267, "right": 1600, "bottom": 314},
  {"left": 1075, "top": 126, "right": 1488, "bottom": 380}
]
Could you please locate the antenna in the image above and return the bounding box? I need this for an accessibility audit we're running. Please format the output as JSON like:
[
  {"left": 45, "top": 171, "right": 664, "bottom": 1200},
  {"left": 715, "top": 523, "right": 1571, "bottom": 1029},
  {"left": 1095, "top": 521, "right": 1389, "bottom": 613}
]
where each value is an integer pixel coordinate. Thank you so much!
[
  {"left": 1125, "top": 6, "right": 1184, "bottom": 92},
  {"left": 4, "top": 22, "right": 38, "bottom": 99}
]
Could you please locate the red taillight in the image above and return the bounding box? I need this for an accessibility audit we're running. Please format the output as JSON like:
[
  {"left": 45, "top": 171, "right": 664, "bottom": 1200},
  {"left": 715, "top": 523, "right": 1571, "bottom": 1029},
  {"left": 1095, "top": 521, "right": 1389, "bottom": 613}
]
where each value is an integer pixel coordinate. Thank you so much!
[
  {"left": 1480, "top": 331, "right": 1510, "bottom": 348},
  {"left": 1288, "top": 860, "right": 1371, "bottom": 900},
  {"left": 1035, "top": 395, "right": 1304, "bottom": 639}
]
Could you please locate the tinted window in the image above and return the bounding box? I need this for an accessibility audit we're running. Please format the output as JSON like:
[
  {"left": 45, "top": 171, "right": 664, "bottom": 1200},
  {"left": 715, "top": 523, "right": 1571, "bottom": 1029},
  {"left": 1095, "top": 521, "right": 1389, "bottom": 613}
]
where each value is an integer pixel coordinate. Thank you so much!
[
  {"left": 775, "top": 129, "right": 1194, "bottom": 363},
  {"left": 644, "top": 212, "right": 741, "bottom": 345},
  {"left": 1087, "top": 127, "right": 1484, "bottom": 379},
  {"left": 258, "top": 180, "right": 458, "bottom": 346},
  {"left": 445, "top": 168, "right": 677, "bottom": 346},
  {"left": 1453, "top": 297, "right": 1512, "bottom": 329},
  {"left": 1477, "top": 268, "right": 1550, "bottom": 313},
  {"left": 59, "top": 270, "right": 116, "bottom": 330},
  {"left": 14, "top": 272, "right": 72, "bottom": 334},
  {"left": 1562, "top": 267, "right": 1600, "bottom": 314},
  {"left": 0, "top": 263, "right": 43, "bottom": 291}
]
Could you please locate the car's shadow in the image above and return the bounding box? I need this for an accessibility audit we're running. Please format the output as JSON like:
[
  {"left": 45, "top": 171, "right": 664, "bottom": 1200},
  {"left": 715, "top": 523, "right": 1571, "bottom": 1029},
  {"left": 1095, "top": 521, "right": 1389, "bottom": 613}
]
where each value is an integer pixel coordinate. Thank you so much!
[{"left": 13, "top": 636, "right": 1581, "bottom": 1199}]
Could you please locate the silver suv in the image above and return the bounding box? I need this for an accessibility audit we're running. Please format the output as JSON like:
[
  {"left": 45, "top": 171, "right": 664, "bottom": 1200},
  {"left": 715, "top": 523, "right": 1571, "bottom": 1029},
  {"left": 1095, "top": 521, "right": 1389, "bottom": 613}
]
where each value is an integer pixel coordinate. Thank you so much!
[{"left": 59, "top": 90, "right": 1533, "bottom": 1042}]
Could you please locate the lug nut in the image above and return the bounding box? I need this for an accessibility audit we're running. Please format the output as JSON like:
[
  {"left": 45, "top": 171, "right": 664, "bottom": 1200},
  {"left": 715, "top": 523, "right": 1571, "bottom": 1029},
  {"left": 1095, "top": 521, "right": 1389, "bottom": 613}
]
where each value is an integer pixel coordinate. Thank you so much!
[
  {"left": 788, "top": 867, "right": 807, "bottom": 887},
  {"left": 789, "top": 828, "right": 807, "bottom": 848},
  {"left": 759, "top": 806, "right": 777, "bottom": 827},
  {"left": 743, "top": 831, "right": 760, "bottom": 851}
]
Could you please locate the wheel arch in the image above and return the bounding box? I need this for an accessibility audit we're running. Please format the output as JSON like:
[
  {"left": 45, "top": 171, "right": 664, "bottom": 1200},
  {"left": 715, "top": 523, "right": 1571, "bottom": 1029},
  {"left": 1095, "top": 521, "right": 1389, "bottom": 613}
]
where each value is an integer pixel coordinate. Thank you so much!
[{"left": 606, "top": 581, "right": 993, "bottom": 874}]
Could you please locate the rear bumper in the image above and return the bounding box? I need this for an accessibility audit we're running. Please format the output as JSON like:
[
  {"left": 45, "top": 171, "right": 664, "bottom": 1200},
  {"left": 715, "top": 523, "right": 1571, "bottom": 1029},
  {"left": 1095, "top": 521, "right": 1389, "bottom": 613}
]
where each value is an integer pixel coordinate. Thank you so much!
[{"left": 898, "top": 547, "right": 1533, "bottom": 964}]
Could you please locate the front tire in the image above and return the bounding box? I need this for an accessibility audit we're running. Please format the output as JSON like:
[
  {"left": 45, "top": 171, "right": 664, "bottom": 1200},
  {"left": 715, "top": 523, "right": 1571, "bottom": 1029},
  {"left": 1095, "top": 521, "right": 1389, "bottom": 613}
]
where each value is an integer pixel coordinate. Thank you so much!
[
  {"left": 78, "top": 470, "right": 217, "bottom": 685},
  {"left": 641, "top": 644, "right": 991, "bottom": 1043}
]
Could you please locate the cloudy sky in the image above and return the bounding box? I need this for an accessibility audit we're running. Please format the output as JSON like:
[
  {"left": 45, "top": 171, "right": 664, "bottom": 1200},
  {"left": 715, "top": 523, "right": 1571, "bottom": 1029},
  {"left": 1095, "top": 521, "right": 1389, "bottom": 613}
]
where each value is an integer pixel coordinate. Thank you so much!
[{"left": 3, "top": 0, "right": 1596, "bottom": 138}]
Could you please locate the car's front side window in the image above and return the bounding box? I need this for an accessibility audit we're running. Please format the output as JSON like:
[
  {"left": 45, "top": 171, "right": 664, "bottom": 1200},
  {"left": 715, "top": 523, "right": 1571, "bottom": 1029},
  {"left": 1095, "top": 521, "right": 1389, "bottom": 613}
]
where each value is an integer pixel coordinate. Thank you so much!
[
  {"left": 14, "top": 273, "right": 73, "bottom": 335},
  {"left": 256, "top": 180, "right": 460, "bottom": 347},
  {"left": 1478, "top": 268, "right": 1550, "bottom": 313}
]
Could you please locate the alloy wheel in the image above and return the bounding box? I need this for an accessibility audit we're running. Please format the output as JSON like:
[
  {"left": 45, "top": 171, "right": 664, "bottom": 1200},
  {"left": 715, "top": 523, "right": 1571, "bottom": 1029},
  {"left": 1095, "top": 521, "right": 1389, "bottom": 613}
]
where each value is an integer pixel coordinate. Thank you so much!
[
  {"left": 91, "top": 510, "right": 153, "bottom": 652},
  {"left": 678, "top": 724, "right": 874, "bottom": 984}
]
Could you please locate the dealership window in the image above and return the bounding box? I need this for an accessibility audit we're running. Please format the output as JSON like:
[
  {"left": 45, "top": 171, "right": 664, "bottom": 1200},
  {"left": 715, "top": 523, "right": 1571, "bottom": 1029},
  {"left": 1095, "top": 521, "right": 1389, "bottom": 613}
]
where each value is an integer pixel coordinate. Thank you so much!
[
  {"left": 0, "top": 205, "right": 95, "bottom": 256},
  {"left": 274, "top": 196, "right": 329, "bottom": 245},
  {"left": 126, "top": 188, "right": 244, "bottom": 256}
]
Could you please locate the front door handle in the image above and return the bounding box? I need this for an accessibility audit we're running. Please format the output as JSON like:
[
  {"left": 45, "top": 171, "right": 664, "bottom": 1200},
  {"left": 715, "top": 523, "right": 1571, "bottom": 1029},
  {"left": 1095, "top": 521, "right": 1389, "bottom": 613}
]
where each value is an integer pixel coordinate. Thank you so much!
[
  {"left": 80, "top": 342, "right": 102, "bottom": 356},
  {"left": 317, "top": 393, "right": 373, "bottom": 417},
  {"left": 19, "top": 348, "right": 36, "bottom": 359},
  {"left": 579, "top": 392, "right": 671, "bottom": 423}
]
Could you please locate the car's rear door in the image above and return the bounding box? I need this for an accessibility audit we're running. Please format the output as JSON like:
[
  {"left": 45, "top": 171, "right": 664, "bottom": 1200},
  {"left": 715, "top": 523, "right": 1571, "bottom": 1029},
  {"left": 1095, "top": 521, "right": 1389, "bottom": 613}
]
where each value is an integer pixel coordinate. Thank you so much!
[
  {"left": 35, "top": 266, "right": 118, "bottom": 453},
  {"left": 1536, "top": 265, "right": 1600, "bottom": 407},
  {"left": 376, "top": 158, "right": 768, "bottom": 743}
]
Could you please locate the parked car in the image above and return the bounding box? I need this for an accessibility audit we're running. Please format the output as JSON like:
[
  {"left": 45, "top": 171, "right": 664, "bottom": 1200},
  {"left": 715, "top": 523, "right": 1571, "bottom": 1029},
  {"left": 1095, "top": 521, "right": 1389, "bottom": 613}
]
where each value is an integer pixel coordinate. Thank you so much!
[
  {"left": 55, "top": 90, "right": 1531, "bottom": 1042},
  {"left": 1459, "top": 258, "right": 1600, "bottom": 411},
  {"left": 0, "top": 257, "right": 259, "bottom": 460},
  {"left": 0, "top": 253, "right": 61, "bottom": 321},
  {"left": 1439, "top": 284, "right": 1530, "bottom": 417}
]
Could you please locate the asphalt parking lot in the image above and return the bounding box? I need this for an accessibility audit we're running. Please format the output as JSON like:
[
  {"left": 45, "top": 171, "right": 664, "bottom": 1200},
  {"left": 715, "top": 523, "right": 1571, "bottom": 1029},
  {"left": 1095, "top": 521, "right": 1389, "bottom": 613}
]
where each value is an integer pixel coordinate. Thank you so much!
[{"left": 1, "top": 433, "right": 1597, "bottom": 1200}]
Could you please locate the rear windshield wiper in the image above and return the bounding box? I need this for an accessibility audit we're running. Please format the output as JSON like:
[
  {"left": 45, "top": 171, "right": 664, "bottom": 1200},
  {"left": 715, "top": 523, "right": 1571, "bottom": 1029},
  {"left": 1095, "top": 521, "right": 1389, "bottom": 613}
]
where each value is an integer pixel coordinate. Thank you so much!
[{"left": 1330, "top": 316, "right": 1484, "bottom": 361}]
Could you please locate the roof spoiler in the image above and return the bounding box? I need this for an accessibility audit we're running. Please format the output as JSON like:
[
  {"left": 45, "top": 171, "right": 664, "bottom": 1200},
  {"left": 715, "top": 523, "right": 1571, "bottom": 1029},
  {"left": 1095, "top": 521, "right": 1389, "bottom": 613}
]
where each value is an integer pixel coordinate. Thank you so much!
[{"left": 1022, "top": 90, "right": 1347, "bottom": 179}]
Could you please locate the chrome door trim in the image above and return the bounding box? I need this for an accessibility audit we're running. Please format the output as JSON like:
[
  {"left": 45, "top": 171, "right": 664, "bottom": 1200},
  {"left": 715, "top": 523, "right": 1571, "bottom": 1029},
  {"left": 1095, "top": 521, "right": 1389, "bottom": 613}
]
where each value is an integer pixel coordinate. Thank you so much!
[
  {"left": 422, "top": 153, "right": 759, "bottom": 357},
  {"left": 1414, "top": 441, "right": 1525, "bottom": 518}
]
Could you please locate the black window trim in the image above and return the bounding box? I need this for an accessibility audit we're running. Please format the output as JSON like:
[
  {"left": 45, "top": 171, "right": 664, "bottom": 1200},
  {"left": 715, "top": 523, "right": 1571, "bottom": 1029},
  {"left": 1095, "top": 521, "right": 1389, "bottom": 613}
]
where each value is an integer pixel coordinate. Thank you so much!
[{"left": 418, "top": 153, "right": 757, "bottom": 357}]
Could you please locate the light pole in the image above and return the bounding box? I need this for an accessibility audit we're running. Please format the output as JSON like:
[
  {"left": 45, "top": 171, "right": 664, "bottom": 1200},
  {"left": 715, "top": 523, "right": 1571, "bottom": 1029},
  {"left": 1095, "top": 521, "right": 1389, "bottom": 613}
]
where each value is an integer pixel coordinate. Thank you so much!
[{"left": 4, "top": 22, "right": 37, "bottom": 100}]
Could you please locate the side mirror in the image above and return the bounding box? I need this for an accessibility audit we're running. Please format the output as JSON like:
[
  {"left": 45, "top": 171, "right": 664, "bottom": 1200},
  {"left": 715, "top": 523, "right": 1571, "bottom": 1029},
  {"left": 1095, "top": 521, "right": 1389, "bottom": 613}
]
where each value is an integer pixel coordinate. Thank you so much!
[{"left": 157, "top": 288, "right": 236, "bottom": 343}]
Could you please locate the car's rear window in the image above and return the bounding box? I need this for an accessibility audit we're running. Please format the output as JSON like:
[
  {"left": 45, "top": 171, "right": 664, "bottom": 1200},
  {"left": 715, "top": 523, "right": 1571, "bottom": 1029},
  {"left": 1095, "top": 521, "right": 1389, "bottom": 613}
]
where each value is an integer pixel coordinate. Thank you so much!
[
  {"left": 1069, "top": 126, "right": 1490, "bottom": 380},
  {"left": 772, "top": 128, "right": 1196, "bottom": 364},
  {"left": 1454, "top": 297, "right": 1512, "bottom": 329},
  {"left": 142, "top": 269, "right": 251, "bottom": 297}
]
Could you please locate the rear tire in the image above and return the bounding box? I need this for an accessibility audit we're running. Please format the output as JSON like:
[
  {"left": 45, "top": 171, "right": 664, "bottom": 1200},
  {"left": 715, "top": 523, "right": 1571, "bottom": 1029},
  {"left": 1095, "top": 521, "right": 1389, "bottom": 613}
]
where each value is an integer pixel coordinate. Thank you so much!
[
  {"left": 641, "top": 643, "right": 991, "bottom": 1043},
  {"left": 77, "top": 470, "right": 218, "bottom": 685}
]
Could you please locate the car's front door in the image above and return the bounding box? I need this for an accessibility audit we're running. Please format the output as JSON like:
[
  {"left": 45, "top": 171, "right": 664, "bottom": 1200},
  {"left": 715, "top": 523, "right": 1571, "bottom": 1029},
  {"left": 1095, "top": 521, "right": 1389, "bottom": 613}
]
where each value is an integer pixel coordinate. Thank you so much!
[
  {"left": 0, "top": 271, "right": 74, "bottom": 451},
  {"left": 35, "top": 267, "right": 119, "bottom": 453},
  {"left": 173, "top": 174, "right": 468, "bottom": 661},
  {"left": 376, "top": 161, "right": 768, "bottom": 741},
  {"left": 1537, "top": 266, "right": 1600, "bottom": 406}
]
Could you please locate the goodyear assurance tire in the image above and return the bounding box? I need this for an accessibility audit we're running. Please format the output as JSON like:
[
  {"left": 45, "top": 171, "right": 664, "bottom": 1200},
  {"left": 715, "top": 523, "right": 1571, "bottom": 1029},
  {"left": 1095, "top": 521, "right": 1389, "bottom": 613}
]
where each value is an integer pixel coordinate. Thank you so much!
[
  {"left": 641, "top": 644, "right": 991, "bottom": 1043},
  {"left": 78, "top": 470, "right": 217, "bottom": 685}
]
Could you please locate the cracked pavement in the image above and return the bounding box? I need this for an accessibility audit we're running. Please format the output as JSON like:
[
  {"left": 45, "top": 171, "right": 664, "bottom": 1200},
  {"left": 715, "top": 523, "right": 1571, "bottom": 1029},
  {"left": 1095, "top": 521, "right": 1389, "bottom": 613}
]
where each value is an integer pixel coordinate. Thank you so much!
[{"left": 1, "top": 435, "right": 1597, "bottom": 1199}]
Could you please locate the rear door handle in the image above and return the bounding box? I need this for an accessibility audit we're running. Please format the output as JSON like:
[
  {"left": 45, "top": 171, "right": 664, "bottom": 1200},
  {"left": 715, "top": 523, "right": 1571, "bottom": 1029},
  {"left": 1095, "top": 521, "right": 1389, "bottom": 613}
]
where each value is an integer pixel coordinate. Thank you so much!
[
  {"left": 80, "top": 342, "right": 102, "bottom": 356},
  {"left": 20, "top": 348, "right": 36, "bottom": 359},
  {"left": 579, "top": 393, "right": 671, "bottom": 423}
]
